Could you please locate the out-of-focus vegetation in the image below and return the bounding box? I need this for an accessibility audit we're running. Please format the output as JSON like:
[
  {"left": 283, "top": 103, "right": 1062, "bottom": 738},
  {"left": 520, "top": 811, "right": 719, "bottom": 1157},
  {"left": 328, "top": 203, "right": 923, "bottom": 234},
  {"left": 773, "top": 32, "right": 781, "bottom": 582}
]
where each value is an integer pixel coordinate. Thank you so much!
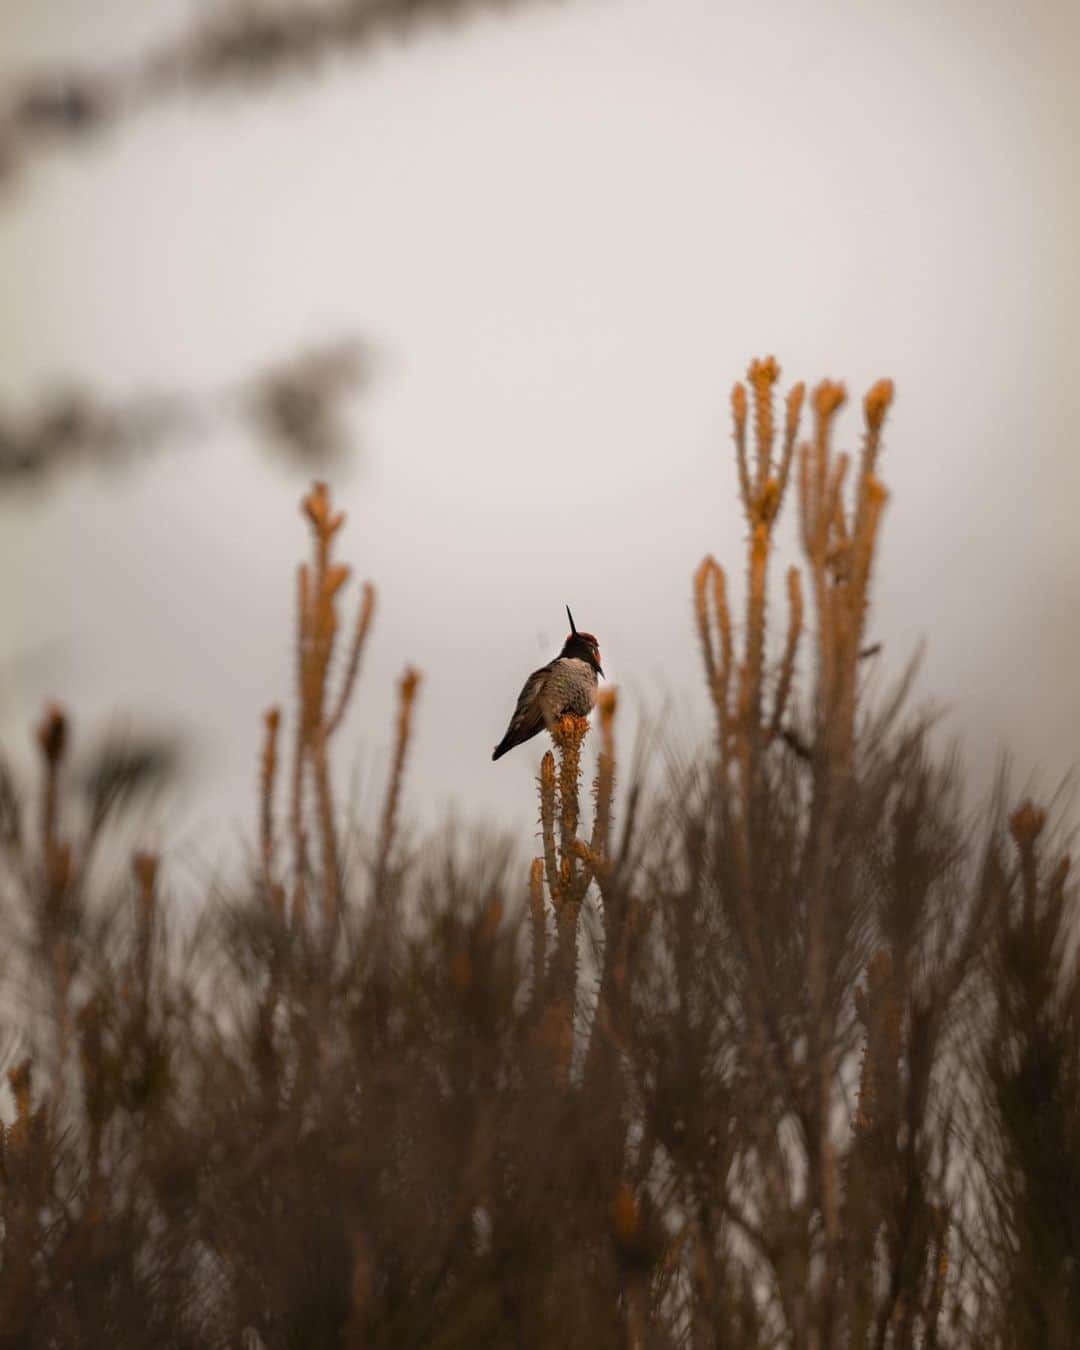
[
  {"left": 0, "top": 0, "right": 561, "bottom": 191},
  {"left": 0, "top": 360, "right": 1076, "bottom": 1348},
  {"left": 1, "top": 0, "right": 558, "bottom": 486},
  {"left": 0, "top": 340, "right": 369, "bottom": 484}
]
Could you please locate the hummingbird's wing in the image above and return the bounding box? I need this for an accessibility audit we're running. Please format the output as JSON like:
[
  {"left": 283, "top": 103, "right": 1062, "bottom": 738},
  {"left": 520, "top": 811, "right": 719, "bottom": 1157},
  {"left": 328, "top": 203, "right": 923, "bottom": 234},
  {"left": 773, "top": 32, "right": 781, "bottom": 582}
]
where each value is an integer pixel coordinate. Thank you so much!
[{"left": 491, "top": 663, "right": 552, "bottom": 761}]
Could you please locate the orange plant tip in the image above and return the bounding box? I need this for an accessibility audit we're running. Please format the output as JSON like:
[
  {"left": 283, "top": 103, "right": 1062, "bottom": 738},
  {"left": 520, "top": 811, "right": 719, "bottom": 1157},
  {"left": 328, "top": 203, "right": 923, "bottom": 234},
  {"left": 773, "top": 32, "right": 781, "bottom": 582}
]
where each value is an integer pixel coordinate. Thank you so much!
[
  {"left": 555, "top": 714, "right": 589, "bottom": 741},
  {"left": 731, "top": 383, "right": 748, "bottom": 420},
  {"left": 812, "top": 380, "right": 847, "bottom": 419},
  {"left": 264, "top": 707, "right": 281, "bottom": 732},
  {"left": 302, "top": 481, "right": 330, "bottom": 524},
  {"left": 37, "top": 703, "right": 68, "bottom": 762},
  {"left": 748, "top": 354, "right": 780, "bottom": 386},
  {"left": 598, "top": 687, "right": 618, "bottom": 717},
  {"left": 133, "top": 851, "right": 158, "bottom": 892},
  {"left": 400, "top": 667, "right": 421, "bottom": 701},
  {"left": 1009, "top": 800, "right": 1047, "bottom": 850},
  {"left": 864, "top": 378, "right": 895, "bottom": 431}
]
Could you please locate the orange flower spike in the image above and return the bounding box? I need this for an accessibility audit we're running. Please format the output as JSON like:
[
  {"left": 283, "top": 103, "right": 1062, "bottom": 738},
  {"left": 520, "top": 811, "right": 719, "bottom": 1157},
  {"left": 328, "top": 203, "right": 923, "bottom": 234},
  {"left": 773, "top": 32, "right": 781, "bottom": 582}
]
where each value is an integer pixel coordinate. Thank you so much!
[
  {"left": 813, "top": 379, "right": 847, "bottom": 421},
  {"left": 785, "top": 381, "right": 806, "bottom": 442},
  {"left": 711, "top": 564, "right": 732, "bottom": 673},
  {"left": 132, "top": 852, "right": 158, "bottom": 968},
  {"left": 302, "top": 481, "right": 330, "bottom": 529},
  {"left": 731, "top": 382, "right": 748, "bottom": 431},
  {"left": 864, "top": 378, "right": 895, "bottom": 434},
  {"left": 1009, "top": 801, "right": 1047, "bottom": 851},
  {"left": 748, "top": 355, "right": 780, "bottom": 475},
  {"left": 748, "top": 354, "right": 780, "bottom": 384},
  {"left": 399, "top": 665, "right": 421, "bottom": 709},
  {"left": 528, "top": 856, "right": 547, "bottom": 990},
  {"left": 261, "top": 708, "right": 281, "bottom": 801},
  {"left": 529, "top": 857, "right": 545, "bottom": 904},
  {"left": 538, "top": 750, "right": 560, "bottom": 903},
  {"left": 694, "top": 557, "right": 718, "bottom": 686},
  {"left": 693, "top": 554, "right": 715, "bottom": 609},
  {"left": 540, "top": 750, "right": 557, "bottom": 800},
  {"left": 37, "top": 704, "right": 68, "bottom": 764},
  {"left": 732, "top": 383, "right": 752, "bottom": 510}
]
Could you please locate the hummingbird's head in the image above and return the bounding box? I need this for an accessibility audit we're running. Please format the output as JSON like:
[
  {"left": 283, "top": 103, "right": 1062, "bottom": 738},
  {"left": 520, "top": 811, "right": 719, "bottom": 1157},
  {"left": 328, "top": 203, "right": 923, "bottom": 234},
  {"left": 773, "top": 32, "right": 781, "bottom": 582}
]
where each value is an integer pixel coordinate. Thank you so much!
[{"left": 562, "top": 605, "right": 603, "bottom": 677}]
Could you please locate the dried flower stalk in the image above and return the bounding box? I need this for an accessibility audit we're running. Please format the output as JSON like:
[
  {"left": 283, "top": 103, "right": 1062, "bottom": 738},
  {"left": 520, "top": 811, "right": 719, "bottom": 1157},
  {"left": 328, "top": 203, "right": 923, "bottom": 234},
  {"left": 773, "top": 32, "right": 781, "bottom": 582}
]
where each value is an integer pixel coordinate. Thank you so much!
[
  {"left": 374, "top": 666, "right": 421, "bottom": 902},
  {"left": 267, "top": 481, "right": 381, "bottom": 934}
]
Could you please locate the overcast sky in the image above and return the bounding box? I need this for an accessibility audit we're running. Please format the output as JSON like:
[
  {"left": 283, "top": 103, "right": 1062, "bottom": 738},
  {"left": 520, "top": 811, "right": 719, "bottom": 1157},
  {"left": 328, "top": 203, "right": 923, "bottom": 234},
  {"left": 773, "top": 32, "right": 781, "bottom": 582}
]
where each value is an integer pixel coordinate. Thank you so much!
[{"left": 3, "top": 0, "right": 1078, "bottom": 876}]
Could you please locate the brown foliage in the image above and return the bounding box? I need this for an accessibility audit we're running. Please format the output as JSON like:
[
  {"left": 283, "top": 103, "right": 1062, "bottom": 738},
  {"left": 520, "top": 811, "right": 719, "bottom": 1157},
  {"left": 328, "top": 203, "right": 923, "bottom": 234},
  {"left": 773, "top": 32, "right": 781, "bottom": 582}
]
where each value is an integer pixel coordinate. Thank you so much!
[{"left": 0, "top": 361, "right": 1075, "bottom": 1348}]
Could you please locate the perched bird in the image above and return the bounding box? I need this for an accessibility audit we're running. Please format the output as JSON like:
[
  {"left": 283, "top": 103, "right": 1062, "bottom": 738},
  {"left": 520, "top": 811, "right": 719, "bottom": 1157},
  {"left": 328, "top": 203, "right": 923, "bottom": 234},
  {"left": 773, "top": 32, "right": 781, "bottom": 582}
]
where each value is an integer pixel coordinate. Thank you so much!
[{"left": 492, "top": 607, "right": 604, "bottom": 761}]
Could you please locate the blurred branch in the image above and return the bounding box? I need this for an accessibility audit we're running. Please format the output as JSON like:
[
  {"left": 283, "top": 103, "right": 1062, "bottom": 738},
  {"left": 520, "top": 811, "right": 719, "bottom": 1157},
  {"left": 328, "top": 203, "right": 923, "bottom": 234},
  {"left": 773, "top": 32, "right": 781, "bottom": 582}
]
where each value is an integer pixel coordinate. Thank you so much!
[
  {"left": 0, "top": 0, "right": 565, "bottom": 190},
  {"left": 0, "top": 338, "right": 369, "bottom": 485},
  {"left": 80, "top": 734, "right": 180, "bottom": 842}
]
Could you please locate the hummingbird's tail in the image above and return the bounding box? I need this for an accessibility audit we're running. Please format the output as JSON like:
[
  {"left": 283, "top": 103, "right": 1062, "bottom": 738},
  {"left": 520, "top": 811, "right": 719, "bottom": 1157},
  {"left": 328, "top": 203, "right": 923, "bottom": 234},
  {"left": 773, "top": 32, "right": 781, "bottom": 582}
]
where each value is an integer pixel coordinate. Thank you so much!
[
  {"left": 492, "top": 715, "right": 542, "bottom": 760},
  {"left": 491, "top": 733, "right": 514, "bottom": 761}
]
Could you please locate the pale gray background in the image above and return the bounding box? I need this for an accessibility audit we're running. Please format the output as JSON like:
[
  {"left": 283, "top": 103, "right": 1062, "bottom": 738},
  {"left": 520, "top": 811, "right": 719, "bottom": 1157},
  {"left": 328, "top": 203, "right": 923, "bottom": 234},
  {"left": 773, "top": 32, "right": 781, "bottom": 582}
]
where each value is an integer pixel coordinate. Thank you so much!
[{"left": 3, "top": 0, "right": 1078, "bottom": 874}]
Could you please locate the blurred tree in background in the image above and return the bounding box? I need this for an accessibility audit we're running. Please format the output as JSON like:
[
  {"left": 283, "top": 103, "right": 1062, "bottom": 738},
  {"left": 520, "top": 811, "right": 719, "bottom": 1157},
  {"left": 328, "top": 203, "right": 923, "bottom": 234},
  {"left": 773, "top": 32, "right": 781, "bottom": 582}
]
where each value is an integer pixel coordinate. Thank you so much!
[{"left": 1, "top": 0, "right": 559, "bottom": 482}]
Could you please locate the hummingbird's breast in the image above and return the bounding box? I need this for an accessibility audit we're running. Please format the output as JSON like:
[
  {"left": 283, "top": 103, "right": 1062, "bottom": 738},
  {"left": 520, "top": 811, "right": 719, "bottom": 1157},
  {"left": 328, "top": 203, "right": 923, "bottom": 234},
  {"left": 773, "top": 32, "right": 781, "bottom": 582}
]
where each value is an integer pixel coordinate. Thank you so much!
[{"left": 542, "top": 657, "right": 598, "bottom": 722}]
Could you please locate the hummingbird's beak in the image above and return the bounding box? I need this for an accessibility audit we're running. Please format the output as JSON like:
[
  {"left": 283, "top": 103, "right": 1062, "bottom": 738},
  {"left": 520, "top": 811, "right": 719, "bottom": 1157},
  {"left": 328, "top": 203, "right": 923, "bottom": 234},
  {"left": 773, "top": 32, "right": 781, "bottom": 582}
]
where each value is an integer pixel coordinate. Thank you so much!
[
  {"left": 597, "top": 663, "right": 605, "bottom": 679},
  {"left": 566, "top": 604, "right": 577, "bottom": 636}
]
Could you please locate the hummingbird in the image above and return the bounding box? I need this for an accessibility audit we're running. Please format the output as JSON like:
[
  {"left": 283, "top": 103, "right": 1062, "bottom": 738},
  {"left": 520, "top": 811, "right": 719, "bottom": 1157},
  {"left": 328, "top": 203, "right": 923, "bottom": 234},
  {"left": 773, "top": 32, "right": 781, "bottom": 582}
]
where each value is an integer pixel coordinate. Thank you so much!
[{"left": 492, "top": 607, "right": 604, "bottom": 761}]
